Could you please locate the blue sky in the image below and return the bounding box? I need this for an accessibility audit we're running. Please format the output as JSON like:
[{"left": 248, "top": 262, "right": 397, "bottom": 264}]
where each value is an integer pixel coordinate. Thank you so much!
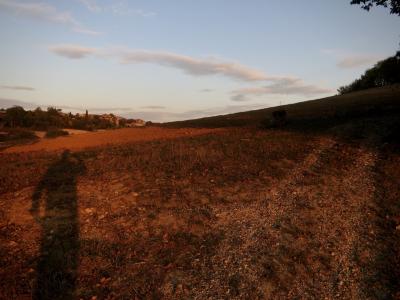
[{"left": 0, "top": 0, "right": 399, "bottom": 121}]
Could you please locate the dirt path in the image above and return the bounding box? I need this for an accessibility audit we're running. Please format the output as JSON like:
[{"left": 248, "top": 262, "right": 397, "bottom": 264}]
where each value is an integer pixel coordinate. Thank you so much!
[{"left": 3, "top": 127, "right": 223, "bottom": 153}]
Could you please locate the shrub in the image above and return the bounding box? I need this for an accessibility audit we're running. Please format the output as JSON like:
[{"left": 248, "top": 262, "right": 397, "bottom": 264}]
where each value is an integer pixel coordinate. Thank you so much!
[
  {"left": 45, "top": 129, "right": 69, "bottom": 138},
  {"left": 261, "top": 110, "right": 288, "bottom": 128},
  {"left": 0, "top": 129, "right": 37, "bottom": 142}
]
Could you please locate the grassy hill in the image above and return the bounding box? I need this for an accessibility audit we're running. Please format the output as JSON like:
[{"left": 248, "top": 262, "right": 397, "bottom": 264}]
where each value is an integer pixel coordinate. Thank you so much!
[{"left": 165, "top": 85, "right": 400, "bottom": 130}]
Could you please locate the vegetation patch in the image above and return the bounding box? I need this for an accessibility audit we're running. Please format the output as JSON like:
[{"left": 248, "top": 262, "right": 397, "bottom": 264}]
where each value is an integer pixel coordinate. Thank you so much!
[
  {"left": 45, "top": 129, "right": 69, "bottom": 138},
  {"left": 0, "top": 128, "right": 37, "bottom": 142}
]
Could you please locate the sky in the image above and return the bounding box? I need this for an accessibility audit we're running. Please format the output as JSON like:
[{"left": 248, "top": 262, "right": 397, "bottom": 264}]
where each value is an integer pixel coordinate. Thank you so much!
[{"left": 0, "top": 0, "right": 399, "bottom": 122}]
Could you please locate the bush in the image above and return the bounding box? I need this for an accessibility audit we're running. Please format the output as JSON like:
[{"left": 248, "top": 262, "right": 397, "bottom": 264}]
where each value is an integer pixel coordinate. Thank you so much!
[
  {"left": 260, "top": 110, "right": 288, "bottom": 128},
  {"left": 45, "top": 129, "right": 69, "bottom": 138},
  {"left": 0, "top": 129, "right": 37, "bottom": 142}
]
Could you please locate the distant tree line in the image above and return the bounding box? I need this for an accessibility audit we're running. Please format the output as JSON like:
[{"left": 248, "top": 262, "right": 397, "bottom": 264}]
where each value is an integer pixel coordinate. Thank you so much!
[
  {"left": 0, "top": 106, "right": 119, "bottom": 131},
  {"left": 338, "top": 51, "right": 400, "bottom": 95}
]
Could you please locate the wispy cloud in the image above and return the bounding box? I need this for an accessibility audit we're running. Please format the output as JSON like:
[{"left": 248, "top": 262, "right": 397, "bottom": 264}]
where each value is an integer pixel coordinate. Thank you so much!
[
  {"left": 78, "top": 0, "right": 156, "bottom": 17},
  {"left": 0, "top": 98, "right": 40, "bottom": 109},
  {"left": 116, "top": 49, "right": 268, "bottom": 81},
  {"left": 1, "top": 85, "right": 35, "bottom": 91},
  {"left": 111, "top": 4, "right": 156, "bottom": 17},
  {"left": 49, "top": 44, "right": 97, "bottom": 59},
  {"left": 230, "top": 94, "right": 248, "bottom": 102},
  {"left": 337, "top": 55, "right": 381, "bottom": 69},
  {"left": 0, "top": 0, "right": 101, "bottom": 35},
  {"left": 322, "top": 49, "right": 382, "bottom": 69},
  {"left": 49, "top": 45, "right": 269, "bottom": 82},
  {"left": 123, "top": 103, "right": 269, "bottom": 122},
  {"left": 200, "top": 89, "right": 214, "bottom": 93},
  {"left": 77, "top": 0, "right": 101, "bottom": 12},
  {"left": 73, "top": 27, "right": 102, "bottom": 36},
  {"left": 231, "top": 78, "right": 333, "bottom": 101},
  {"left": 140, "top": 105, "right": 166, "bottom": 110},
  {"left": 49, "top": 44, "right": 332, "bottom": 99}
]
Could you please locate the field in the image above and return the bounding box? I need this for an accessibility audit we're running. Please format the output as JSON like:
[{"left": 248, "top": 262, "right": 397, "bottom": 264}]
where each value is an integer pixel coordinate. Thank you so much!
[
  {"left": 1, "top": 86, "right": 400, "bottom": 299},
  {"left": 3, "top": 127, "right": 222, "bottom": 153}
]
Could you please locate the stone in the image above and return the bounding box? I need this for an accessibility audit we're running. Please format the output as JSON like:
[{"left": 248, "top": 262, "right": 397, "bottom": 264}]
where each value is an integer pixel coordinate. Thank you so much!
[
  {"left": 8, "top": 241, "right": 17, "bottom": 247},
  {"left": 85, "top": 208, "right": 94, "bottom": 214}
]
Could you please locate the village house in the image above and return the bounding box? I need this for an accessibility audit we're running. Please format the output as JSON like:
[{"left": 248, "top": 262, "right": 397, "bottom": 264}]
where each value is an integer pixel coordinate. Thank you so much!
[
  {"left": 100, "top": 114, "right": 122, "bottom": 127},
  {"left": 125, "top": 119, "right": 146, "bottom": 127}
]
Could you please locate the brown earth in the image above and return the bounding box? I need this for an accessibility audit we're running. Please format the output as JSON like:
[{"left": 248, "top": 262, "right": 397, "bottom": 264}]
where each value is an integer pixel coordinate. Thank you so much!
[
  {"left": 0, "top": 87, "right": 399, "bottom": 299},
  {"left": 3, "top": 127, "right": 223, "bottom": 153}
]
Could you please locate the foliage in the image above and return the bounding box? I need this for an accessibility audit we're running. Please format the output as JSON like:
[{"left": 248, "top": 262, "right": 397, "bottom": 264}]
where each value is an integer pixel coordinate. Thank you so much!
[
  {"left": 260, "top": 110, "right": 288, "bottom": 129},
  {"left": 4, "top": 106, "right": 27, "bottom": 128},
  {"left": 0, "top": 128, "right": 37, "bottom": 142},
  {"left": 45, "top": 129, "right": 69, "bottom": 138},
  {"left": 351, "top": 0, "right": 400, "bottom": 16},
  {"left": 338, "top": 52, "right": 400, "bottom": 94},
  {"left": 1, "top": 106, "right": 120, "bottom": 131}
]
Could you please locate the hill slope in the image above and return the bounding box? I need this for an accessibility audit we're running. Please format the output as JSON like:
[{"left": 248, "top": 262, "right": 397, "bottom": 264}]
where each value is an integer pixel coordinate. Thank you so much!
[{"left": 165, "top": 85, "right": 400, "bottom": 129}]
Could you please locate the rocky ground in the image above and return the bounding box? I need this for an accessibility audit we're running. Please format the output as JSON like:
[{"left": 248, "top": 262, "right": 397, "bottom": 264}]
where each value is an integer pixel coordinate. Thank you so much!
[{"left": 0, "top": 124, "right": 399, "bottom": 299}]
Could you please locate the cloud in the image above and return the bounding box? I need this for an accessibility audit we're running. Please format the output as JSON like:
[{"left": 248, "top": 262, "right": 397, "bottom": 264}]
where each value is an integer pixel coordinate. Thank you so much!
[
  {"left": 111, "top": 4, "right": 156, "bottom": 17},
  {"left": 1, "top": 85, "right": 35, "bottom": 91},
  {"left": 77, "top": 0, "right": 101, "bottom": 12},
  {"left": 140, "top": 105, "right": 166, "bottom": 110},
  {"left": 73, "top": 27, "right": 102, "bottom": 36},
  {"left": 117, "top": 50, "right": 269, "bottom": 81},
  {"left": 0, "top": 98, "right": 40, "bottom": 109},
  {"left": 337, "top": 55, "right": 381, "bottom": 69},
  {"left": 128, "top": 9, "right": 156, "bottom": 17},
  {"left": 231, "top": 94, "right": 248, "bottom": 102},
  {"left": 48, "top": 44, "right": 331, "bottom": 98},
  {"left": 77, "top": 0, "right": 156, "bottom": 17},
  {"left": 0, "top": 0, "right": 100, "bottom": 35},
  {"left": 49, "top": 44, "right": 269, "bottom": 82},
  {"left": 231, "top": 78, "right": 333, "bottom": 101},
  {"left": 49, "top": 44, "right": 97, "bottom": 59},
  {"left": 123, "top": 103, "right": 269, "bottom": 122},
  {"left": 322, "top": 49, "right": 382, "bottom": 69},
  {"left": 200, "top": 89, "right": 214, "bottom": 93}
]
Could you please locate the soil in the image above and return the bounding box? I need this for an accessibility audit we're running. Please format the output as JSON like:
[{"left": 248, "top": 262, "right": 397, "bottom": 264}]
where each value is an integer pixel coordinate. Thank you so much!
[
  {"left": 1, "top": 125, "right": 399, "bottom": 299},
  {"left": 4, "top": 127, "right": 223, "bottom": 153}
]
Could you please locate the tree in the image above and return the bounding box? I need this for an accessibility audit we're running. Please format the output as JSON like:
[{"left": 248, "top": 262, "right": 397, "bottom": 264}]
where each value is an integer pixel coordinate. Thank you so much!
[
  {"left": 5, "top": 106, "right": 26, "bottom": 127},
  {"left": 350, "top": 0, "right": 400, "bottom": 16},
  {"left": 338, "top": 51, "right": 400, "bottom": 94}
]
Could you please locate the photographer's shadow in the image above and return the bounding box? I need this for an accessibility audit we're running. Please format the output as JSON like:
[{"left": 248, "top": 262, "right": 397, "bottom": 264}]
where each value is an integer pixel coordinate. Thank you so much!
[{"left": 31, "top": 150, "right": 85, "bottom": 299}]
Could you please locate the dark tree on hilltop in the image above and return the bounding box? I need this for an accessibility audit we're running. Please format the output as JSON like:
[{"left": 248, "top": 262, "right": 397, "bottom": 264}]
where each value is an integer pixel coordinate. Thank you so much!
[
  {"left": 338, "top": 51, "right": 400, "bottom": 94},
  {"left": 351, "top": 0, "right": 400, "bottom": 16}
]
